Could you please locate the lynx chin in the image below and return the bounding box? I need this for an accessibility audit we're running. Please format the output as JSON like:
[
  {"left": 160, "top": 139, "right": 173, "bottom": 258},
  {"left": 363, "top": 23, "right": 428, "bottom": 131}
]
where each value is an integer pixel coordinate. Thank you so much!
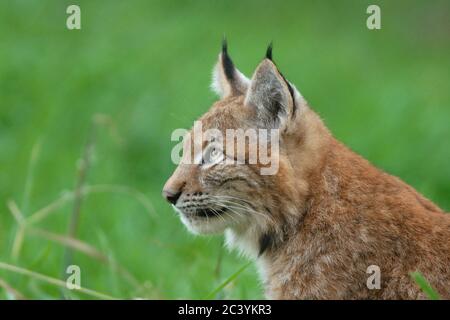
[{"left": 162, "top": 40, "right": 450, "bottom": 299}]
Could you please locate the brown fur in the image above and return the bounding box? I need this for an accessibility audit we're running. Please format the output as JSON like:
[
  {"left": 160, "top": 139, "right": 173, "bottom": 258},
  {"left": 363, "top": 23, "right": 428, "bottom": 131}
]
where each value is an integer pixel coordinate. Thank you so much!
[
  {"left": 261, "top": 114, "right": 450, "bottom": 299},
  {"left": 163, "top": 49, "right": 450, "bottom": 299}
]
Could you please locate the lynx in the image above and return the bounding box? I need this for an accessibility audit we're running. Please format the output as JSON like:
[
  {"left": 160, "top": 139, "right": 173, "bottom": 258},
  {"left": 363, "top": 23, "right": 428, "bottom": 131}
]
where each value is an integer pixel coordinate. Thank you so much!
[{"left": 162, "top": 41, "right": 450, "bottom": 299}]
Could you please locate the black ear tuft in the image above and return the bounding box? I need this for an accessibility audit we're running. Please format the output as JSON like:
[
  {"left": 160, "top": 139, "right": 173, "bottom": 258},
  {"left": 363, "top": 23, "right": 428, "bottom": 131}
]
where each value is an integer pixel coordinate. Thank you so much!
[
  {"left": 222, "top": 36, "right": 228, "bottom": 55},
  {"left": 221, "top": 37, "right": 235, "bottom": 81},
  {"left": 265, "top": 42, "right": 273, "bottom": 60}
]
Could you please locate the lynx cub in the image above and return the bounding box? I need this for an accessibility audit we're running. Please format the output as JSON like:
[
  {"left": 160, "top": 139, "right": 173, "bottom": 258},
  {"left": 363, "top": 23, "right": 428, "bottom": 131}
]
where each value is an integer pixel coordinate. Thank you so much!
[{"left": 163, "top": 41, "right": 450, "bottom": 299}]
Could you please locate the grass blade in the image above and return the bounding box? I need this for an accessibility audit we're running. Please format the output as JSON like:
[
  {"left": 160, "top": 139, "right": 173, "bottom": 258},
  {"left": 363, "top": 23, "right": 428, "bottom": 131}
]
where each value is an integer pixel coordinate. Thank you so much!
[
  {"left": 0, "top": 278, "right": 27, "bottom": 300},
  {"left": 28, "top": 227, "right": 140, "bottom": 289},
  {"left": 204, "top": 261, "right": 252, "bottom": 300},
  {"left": 8, "top": 200, "right": 26, "bottom": 260},
  {"left": 28, "top": 184, "right": 155, "bottom": 225},
  {"left": 7, "top": 200, "right": 26, "bottom": 225},
  {"left": 21, "top": 139, "right": 41, "bottom": 216},
  {"left": 410, "top": 271, "right": 441, "bottom": 300},
  {"left": 11, "top": 226, "right": 26, "bottom": 261},
  {"left": 0, "top": 262, "right": 118, "bottom": 300},
  {"left": 28, "top": 227, "right": 108, "bottom": 262}
]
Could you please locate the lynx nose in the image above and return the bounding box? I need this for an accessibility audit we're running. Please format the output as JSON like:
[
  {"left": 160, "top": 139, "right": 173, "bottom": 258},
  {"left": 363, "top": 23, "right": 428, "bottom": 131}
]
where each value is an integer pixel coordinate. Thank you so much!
[{"left": 163, "top": 189, "right": 182, "bottom": 205}]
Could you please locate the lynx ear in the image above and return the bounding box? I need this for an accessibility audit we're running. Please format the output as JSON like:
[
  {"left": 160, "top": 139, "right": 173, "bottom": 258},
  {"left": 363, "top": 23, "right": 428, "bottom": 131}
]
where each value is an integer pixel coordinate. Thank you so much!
[
  {"left": 211, "top": 39, "right": 250, "bottom": 98},
  {"left": 244, "top": 46, "right": 296, "bottom": 127}
]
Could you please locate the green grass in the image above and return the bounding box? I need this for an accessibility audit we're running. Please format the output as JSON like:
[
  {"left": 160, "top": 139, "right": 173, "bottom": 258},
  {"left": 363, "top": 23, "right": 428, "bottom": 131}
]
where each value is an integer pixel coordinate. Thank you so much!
[
  {"left": 0, "top": 0, "right": 449, "bottom": 299},
  {"left": 410, "top": 271, "right": 441, "bottom": 300}
]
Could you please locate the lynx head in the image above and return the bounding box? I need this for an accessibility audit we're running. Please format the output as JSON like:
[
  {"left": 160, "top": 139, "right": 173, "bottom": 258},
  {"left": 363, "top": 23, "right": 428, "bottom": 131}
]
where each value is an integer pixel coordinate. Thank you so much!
[{"left": 163, "top": 41, "right": 323, "bottom": 257}]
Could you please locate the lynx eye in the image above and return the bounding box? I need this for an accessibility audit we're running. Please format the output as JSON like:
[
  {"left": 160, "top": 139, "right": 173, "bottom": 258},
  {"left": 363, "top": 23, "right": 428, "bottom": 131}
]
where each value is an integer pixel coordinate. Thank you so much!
[{"left": 202, "top": 144, "right": 224, "bottom": 166}]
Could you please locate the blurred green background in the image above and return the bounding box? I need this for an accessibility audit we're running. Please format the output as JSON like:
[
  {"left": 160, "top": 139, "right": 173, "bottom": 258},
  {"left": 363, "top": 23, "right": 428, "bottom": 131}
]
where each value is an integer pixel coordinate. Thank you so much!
[{"left": 0, "top": 0, "right": 449, "bottom": 299}]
